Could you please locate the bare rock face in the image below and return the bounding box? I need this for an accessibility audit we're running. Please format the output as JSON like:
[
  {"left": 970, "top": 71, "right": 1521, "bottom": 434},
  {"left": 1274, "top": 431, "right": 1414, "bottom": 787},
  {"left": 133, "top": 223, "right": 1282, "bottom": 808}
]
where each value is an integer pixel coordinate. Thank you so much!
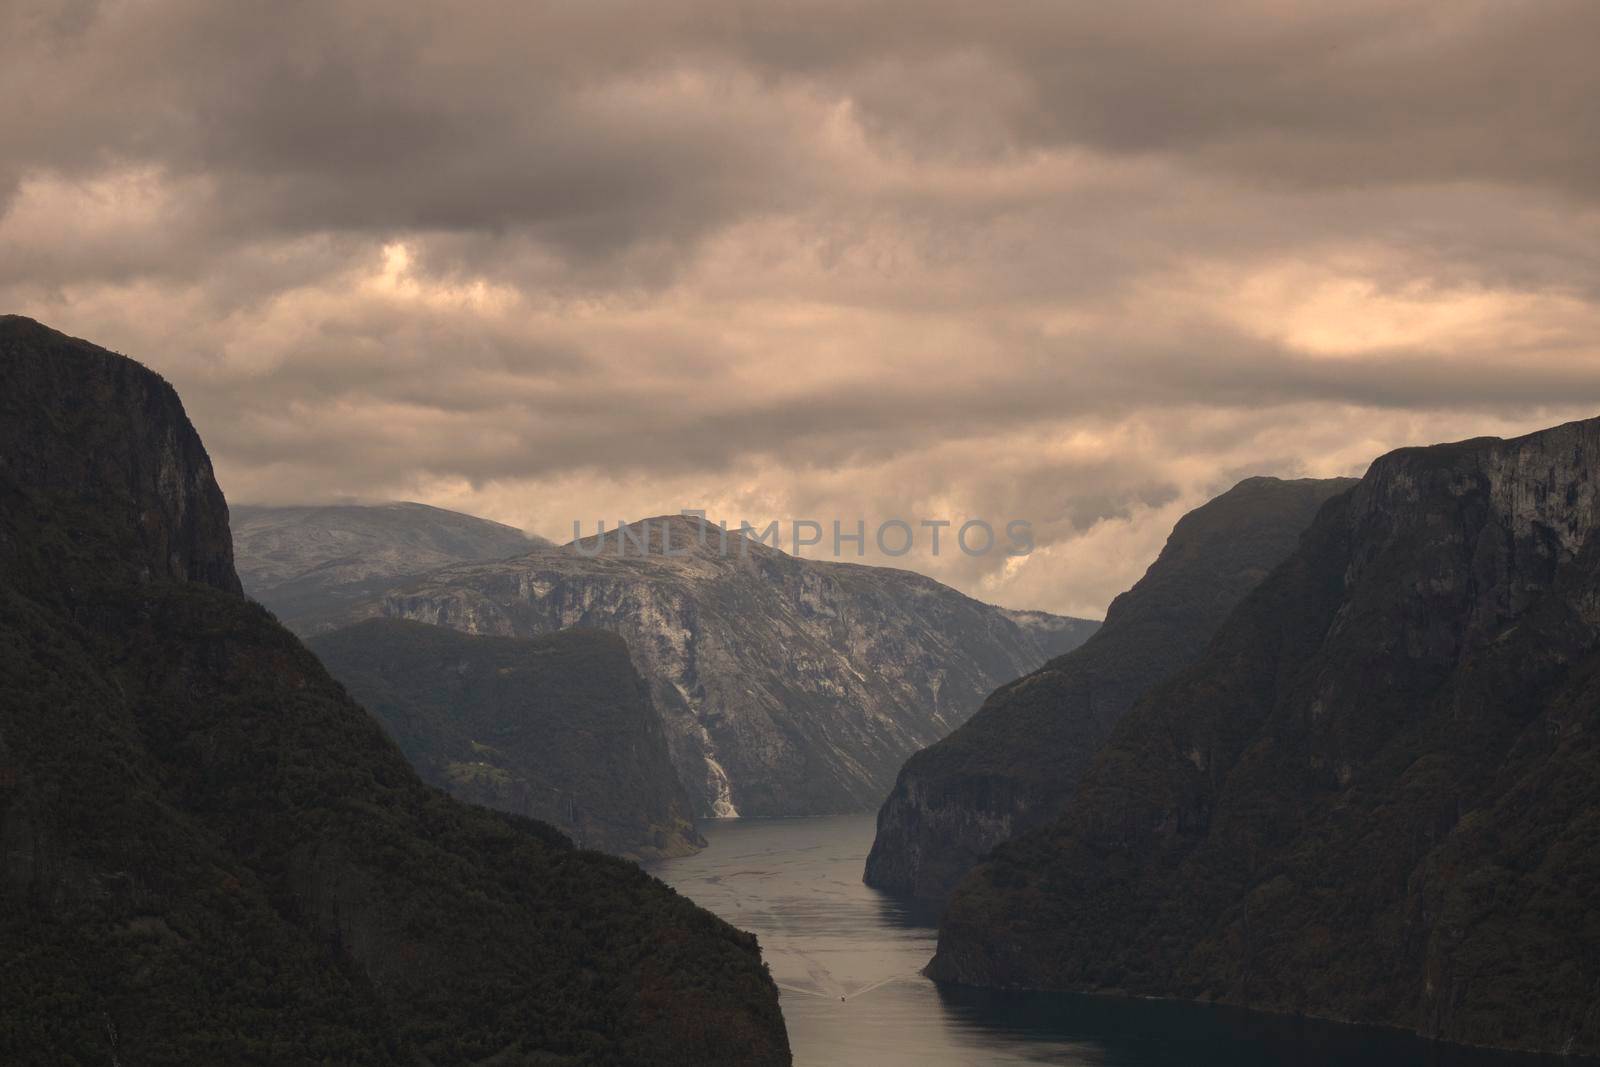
[
  {"left": 864, "top": 476, "right": 1355, "bottom": 905},
  {"left": 929, "top": 417, "right": 1600, "bottom": 1058},
  {"left": 373, "top": 516, "right": 1099, "bottom": 816},
  {"left": 0, "top": 318, "right": 790, "bottom": 1065}
]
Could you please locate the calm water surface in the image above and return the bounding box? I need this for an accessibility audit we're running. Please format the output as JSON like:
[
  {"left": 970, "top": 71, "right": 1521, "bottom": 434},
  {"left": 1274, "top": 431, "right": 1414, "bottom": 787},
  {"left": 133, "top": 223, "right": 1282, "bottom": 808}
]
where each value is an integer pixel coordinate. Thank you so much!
[{"left": 654, "top": 814, "right": 1570, "bottom": 1067}]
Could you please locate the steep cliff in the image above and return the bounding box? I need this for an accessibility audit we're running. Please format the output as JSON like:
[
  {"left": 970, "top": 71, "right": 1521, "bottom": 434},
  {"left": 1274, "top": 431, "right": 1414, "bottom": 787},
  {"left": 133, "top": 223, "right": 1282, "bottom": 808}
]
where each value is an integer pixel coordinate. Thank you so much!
[
  {"left": 929, "top": 417, "right": 1600, "bottom": 1057},
  {"left": 0, "top": 316, "right": 239, "bottom": 595},
  {"left": 309, "top": 619, "right": 703, "bottom": 861},
  {"left": 371, "top": 517, "right": 1098, "bottom": 816},
  {"left": 233, "top": 502, "right": 542, "bottom": 634},
  {"left": 864, "top": 477, "right": 1354, "bottom": 904},
  {"left": 0, "top": 317, "right": 789, "bottom": 1065}
]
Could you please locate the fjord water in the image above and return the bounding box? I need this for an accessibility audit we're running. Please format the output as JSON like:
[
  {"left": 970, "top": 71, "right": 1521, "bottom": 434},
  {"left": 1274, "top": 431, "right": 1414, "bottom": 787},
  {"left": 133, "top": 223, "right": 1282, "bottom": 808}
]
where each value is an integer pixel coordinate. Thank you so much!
[{"left": 654, "top": 815, "right": 1562, "bottom": 1067}]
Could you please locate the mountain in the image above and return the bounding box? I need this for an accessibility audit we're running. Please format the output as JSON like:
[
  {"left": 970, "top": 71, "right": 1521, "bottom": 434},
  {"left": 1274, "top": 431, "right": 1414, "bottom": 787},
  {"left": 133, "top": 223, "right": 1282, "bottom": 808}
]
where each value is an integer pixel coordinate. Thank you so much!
[
  {"left": 0, "top": 316, "right": 789, "bottom": 1065},
  {"left": 370, "top": 517, "right": 1100, "bottom": 817},
  {"left": 864, "top": 477, "right": 1355, "bottom": 905},
  {"left": 928, "top": 417, "right": 1600, "bottom": 1056},
  {"left": 309, "top": 619, "right": 703, "bottom": 861},
  {"left": 232, "top": 502, "right": 545, "bottom": 633}
]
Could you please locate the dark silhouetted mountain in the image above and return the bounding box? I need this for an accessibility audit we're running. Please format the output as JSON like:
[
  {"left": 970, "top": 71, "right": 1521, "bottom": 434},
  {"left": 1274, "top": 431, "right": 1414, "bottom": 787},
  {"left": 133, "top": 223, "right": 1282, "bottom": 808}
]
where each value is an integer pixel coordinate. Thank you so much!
[
  {"left": 369, "top": 517, "right": 1099, "bottom": 817},
  {"left": 0, "top": 316, "right": 789, "bottom": 1065},
  {"left": 309, "top": 618, "right": 703, "bottom": 861},
  {"left": 929, "top": 417, "right": 1600, "bottom": 1057},
  {"left": 233, "top": 501, "right": 545, "bottom": 634},
  {"left": 865, "top": 477, "right": 1354, "bottom": 905}
]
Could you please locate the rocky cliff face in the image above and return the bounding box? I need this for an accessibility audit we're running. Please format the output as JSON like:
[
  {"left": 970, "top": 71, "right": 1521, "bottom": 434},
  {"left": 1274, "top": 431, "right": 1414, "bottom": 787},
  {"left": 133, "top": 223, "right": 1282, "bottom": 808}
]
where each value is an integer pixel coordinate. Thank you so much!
[
  {"left": 371, "top": 517, "right": 1099, "bottom": 816},
  {"left": 864, "top": 477, "right": 1354, "bottom": 904},
  {"left": 309, "top": 619, "right": 703, "bottom": 861},
  {"left": 0, "top": 314, "right": 239, "bottom": 594},
  {"left": 233, "top": 502, "right": 542, "bottom": 633},
  {"left": 929, "top": 418, "right": 1600, "bottom": 1057},
  {"left": 0, "top": 318, "right": 789, "bottom": 1065}
]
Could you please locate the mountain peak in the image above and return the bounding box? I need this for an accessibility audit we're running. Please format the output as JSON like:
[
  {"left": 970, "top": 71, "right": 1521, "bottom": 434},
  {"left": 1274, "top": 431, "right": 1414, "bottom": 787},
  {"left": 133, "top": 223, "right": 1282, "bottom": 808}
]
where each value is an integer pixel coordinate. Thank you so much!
[{"left": 560, "top": 513, "right": 787, "bottom": 562}]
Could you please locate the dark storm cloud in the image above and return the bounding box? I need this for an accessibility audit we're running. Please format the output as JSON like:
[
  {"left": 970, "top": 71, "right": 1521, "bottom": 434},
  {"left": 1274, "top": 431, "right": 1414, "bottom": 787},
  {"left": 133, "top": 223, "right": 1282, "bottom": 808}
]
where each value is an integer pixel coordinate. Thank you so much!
[
  {"left": 2, "top": 0, "right": 1597, "bottom": 614},
  {"left": 6, "top": 2, "right": 1597, "bottom": 265},
  {"left": 2, "top": 1, "right": 831, "bottom": 278}
]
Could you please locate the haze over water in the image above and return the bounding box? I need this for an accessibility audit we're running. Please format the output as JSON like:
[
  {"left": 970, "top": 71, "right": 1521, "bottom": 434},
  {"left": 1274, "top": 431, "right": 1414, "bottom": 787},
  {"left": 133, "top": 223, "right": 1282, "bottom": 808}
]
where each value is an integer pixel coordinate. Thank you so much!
[{"left": 655, "top": 815, "right": 1567, "bottom": 1067}]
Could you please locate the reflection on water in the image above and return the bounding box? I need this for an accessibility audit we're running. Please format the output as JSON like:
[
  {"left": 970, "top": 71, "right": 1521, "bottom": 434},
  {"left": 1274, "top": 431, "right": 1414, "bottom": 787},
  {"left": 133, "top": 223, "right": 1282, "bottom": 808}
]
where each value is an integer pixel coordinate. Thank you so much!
[{"left": 653, "top": 813, "right": 1573, "bottom": 1067}]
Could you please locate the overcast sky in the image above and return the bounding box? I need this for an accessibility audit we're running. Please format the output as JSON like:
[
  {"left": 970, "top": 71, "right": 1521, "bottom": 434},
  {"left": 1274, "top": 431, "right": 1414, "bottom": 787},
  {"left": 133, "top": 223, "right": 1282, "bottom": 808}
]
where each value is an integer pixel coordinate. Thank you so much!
[{"left": 5, "top": 1, "right": 1599, "bottom": 617}]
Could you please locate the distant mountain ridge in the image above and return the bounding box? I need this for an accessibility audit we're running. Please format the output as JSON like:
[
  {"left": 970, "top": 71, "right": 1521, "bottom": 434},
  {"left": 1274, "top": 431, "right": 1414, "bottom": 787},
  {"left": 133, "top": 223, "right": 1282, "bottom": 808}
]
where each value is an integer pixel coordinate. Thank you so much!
[
  {"left": 865, "top": 476, "right": 1356, "bottom": 904},
  {"left": 233, "top": 501, "right": 545, "bottom": 633},
  {"left": 929, "top": 416, "right": 1600, "bottom": 1057},
  {"left": 309, "top": 618, "right": 703, "bottom": 861},
  {"left": 369, "top": 515, "right": 1100, "bottom": 816},
  {"left": 0, "top": 316, "right": 789, "bottom": 1064}
]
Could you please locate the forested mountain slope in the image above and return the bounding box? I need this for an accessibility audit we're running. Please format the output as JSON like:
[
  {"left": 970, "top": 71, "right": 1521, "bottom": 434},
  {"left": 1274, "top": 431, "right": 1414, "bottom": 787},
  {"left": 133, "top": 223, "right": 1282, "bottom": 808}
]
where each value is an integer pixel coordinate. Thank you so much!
[
  {"left": 0, "top": 316, "right": 789, "bottom": 1065},
  {"left": 930, "top": 417, "right": 1600, "bottom": 1057},
  {"left": 310, "top": 618, "right": 703, "bottom": 861},
  {"left": 865, "top": 477, "right": 1353, "bottom": 904}
]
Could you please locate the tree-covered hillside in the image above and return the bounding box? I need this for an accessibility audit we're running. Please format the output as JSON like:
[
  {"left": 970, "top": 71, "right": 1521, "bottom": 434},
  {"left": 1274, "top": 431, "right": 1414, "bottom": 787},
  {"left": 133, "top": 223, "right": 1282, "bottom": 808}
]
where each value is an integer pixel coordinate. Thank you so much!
[
  {"left": 310, "top": 618, "right": 703, "bottom": 861},
  {"left": 931, "top": 419, "right": 1600, "bottom": 1057},
  {"left": 0, "top": 315, "right": 789, "bottom": 1065}
]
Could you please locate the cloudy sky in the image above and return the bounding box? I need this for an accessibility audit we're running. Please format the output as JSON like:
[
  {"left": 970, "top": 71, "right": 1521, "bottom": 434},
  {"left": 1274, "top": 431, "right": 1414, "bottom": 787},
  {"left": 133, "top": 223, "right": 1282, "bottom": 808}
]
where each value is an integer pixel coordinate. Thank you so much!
[{"left": 5, "top": 1, "right": 1599, "bottom": 617}]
